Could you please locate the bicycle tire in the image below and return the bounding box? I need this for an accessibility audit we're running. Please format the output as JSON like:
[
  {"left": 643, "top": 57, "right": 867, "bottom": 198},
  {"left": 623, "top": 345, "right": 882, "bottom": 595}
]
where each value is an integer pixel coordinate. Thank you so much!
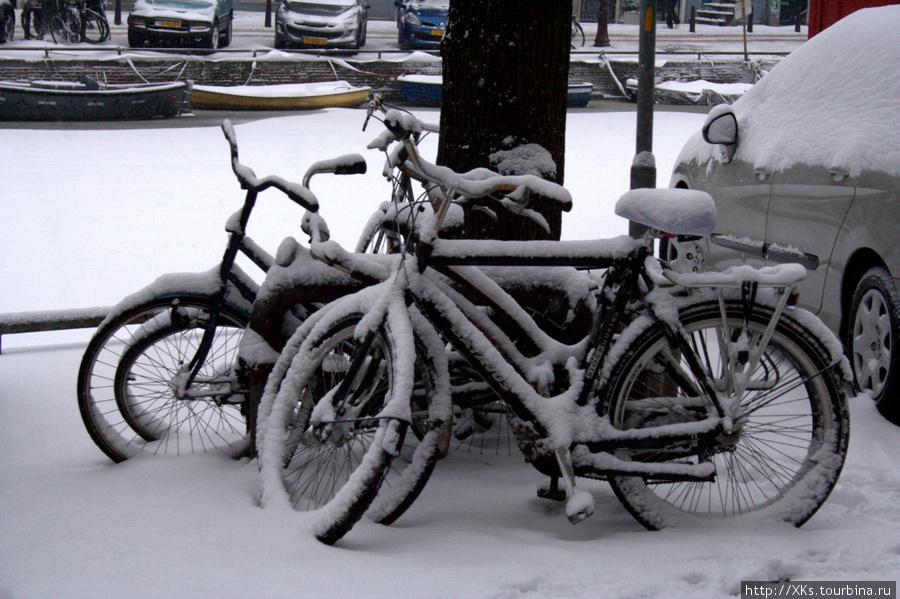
[
  {"left": 258, "top": 309, "right": 443, "bottom": 544},
  {"left": 571, "top": 19, "right": 585, "bottom": 48},
  {"left": 112, "top": 309, "right": 248, "bottom": 456},
  {"left": 602, "top": 300, "right": 849, "bottom": 529},
  {"left": 81, "top": 9, "right": 109, "bottom": 43},
  {"left": 49, "top": 13, "right": 75, "bottom": 44},
  {"left": 77, "top": 294, "right": 250, "bottom": 463}
]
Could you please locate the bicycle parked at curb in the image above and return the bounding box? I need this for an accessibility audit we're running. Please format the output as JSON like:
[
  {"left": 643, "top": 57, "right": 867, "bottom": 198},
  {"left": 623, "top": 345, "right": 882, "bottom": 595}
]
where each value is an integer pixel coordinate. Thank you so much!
[
  {"left": 76, "top": 120, "right": 368, "bottom": 463},
  {"left": 256, "top": 108, "right": 852, "bottom": 546},
  {"left": 22, "top": 0, "right": 109, "bottom": 43}
]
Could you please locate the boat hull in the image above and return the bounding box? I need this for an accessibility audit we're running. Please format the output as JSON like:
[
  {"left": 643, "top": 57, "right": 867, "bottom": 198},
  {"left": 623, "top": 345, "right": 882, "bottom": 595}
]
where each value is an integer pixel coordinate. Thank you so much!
[
  {"left": 0, "top": 81, "right": 189, "bottom": 121},
  {"left": 190, "top": 82, "right": 371, "bottom": 111}
]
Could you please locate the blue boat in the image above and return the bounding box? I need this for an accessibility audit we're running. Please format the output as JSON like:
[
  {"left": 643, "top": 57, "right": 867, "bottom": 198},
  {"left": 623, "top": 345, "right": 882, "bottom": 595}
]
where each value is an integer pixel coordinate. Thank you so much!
[{"left": 398, "top": 75, "right": 593, "bottom": 108}]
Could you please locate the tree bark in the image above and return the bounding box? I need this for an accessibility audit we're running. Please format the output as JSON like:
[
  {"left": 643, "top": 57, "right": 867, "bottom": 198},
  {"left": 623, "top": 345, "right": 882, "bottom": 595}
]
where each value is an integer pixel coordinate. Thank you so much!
[
  {"left": 437, "top": 0, "right": 572, "bottom": 241},
  {"left": 594, "top": 0, "right": 611, "bottom": 46}
]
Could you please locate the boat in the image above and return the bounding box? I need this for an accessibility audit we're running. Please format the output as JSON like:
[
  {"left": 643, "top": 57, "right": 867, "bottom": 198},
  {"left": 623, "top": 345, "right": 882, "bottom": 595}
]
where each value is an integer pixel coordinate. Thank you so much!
[
  {"left": 0, "top": 77, "right": 190, "bottom": 121},
  {"left": 397, "top": 74, "right": 442, "bottom": 107},
  {"left": 189, "top": 81, "right": 371, "bottom": 111},
  {"left": 397, "top": 75, "right": 593, "bottom": 108},
  {"left": 624, "top": 78, "right": 752, "bottom": 105}
]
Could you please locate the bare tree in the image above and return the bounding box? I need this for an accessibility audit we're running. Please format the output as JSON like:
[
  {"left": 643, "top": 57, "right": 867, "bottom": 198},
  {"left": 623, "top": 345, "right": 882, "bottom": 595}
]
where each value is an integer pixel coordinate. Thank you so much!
[{"left": 437, "top": 0, "right": 572, "bottom": 241}]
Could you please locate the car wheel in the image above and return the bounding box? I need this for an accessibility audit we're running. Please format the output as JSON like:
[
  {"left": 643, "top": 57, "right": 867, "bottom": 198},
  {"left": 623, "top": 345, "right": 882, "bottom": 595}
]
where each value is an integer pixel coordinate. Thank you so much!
[
  {"left": 220, "top": 13, "right": 231, "bottom": 47},
  {"left": 204, "top": 21, "right": 219, "bottom": 49},
  {"left": 848, "top": 266, "right": 900, "bottom": 424},
  {"left": 0, "top": 7, "right": 14, "bottom": 43},
  {"left": 274, "top": 36, "right": 286, "bottom": 49}
]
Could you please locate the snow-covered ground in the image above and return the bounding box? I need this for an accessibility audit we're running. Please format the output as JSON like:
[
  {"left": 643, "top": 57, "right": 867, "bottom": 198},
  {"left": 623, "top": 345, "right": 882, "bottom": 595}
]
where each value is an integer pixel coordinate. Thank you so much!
[{"left": 2, "top": 108, "right": 899, "bottom": 598}]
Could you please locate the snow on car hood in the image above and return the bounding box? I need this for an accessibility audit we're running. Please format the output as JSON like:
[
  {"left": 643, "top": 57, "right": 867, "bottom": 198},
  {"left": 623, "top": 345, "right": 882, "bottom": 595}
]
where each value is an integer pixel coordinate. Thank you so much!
[
  {"left": 676, "top": 5, "right": 900, "bottom": 178},
  {"left": 131, "top": 0, "right": 216, "bottom": 19}
]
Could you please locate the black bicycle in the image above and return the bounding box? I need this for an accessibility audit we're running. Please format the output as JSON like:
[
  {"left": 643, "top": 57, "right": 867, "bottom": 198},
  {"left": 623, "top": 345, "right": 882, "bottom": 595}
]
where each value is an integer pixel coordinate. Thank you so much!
[
  {"left": 23, "top": 0, "right": 109, "bottom": 43},
  {"left": 77, "top": 121, "right": 367, "bottom": 463}
]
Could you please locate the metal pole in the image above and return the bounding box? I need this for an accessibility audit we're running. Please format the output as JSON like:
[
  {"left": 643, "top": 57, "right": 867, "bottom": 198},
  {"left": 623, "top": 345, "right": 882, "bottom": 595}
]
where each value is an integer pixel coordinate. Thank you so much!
[{"left": 630, "top": 0, "right": 657, "bottom": 239}]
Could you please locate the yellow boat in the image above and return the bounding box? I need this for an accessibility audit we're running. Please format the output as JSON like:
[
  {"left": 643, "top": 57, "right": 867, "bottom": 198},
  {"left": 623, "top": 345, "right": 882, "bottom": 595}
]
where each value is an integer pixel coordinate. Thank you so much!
[{"left": 190, "top": 81, "right": 370, "bottom": 111}]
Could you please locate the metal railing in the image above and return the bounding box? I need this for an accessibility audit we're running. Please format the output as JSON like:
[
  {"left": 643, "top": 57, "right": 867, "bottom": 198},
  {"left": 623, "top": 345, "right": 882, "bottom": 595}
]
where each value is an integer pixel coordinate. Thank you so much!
[{"left": 0, "top": 307, "right": 109, "bottom": 353}]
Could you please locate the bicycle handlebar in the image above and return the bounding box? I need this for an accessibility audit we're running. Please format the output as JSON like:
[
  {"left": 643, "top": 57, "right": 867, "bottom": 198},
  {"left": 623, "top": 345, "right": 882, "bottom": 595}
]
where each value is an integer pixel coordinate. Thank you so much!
[
  {"left": 374, "top": 109, "right": 573, "bottom": 214},
  {"left": 222, "top": 120, "right": 319, "bottom": 213}
]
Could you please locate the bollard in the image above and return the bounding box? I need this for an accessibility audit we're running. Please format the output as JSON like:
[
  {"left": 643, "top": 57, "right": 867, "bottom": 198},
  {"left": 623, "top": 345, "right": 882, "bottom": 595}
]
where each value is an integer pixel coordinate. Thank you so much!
[{"left": 690, "top": 6, "right": 695, "bottom": 32}]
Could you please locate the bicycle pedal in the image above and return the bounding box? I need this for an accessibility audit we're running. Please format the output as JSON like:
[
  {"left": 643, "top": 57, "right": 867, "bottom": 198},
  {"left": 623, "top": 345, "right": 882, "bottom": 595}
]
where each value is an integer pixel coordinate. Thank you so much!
[{"left": 565, "top": 489, "right": 595, "bottom": 525}]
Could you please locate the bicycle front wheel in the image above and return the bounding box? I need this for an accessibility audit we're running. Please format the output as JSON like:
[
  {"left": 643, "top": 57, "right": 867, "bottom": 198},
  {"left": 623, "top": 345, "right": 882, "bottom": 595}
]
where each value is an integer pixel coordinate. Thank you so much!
[
  {"left": 81, "top": 9, "right": 109, "bottom": 43},
  {"left": 50, "top": 10, "right": 78, "bottom": 44},
  {"left": 603, "top": 300, "right": 849, "bottom": 529},
  {"left": 78, "top": 295, "right": 250, "bottom": 463},
  {"left": 259, "top": 311, "right": 442, "bottom": 544}
]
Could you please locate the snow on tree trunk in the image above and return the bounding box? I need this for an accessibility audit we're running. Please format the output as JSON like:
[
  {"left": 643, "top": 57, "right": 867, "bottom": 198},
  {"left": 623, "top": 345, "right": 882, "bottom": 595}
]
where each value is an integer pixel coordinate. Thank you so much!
[{"left": 438, "top": 0, "right": 572, "bottom": 241}]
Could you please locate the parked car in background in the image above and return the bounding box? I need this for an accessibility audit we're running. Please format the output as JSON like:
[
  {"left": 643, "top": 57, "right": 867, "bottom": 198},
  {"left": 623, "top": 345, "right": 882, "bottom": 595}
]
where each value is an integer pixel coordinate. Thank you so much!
[
  {"left": 128, "top": 0, "right": 233, "bottom": 48},
  {"left": 669, "top": 5, "right": 900, "bottom": 424},
  {"left": 275, "top": 0, "right": 369, "bottom": 50},
  {"left": 0, "top": 0, "right": 15, "bottom": 43},
  {"left": 395, "top": 0, "right": 447, "bottom": 50}
]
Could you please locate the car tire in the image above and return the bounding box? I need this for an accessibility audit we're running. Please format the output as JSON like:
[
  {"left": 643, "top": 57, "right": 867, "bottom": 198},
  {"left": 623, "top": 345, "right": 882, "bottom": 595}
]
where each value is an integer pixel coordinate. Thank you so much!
[
  {"left": 274, "top": 36, "right": 286, "bottom": 49},
  {"left": 848, "top": 266, "right": 900, "bottom": 424},
  {"left": 220, "top": 13, "right": 231, "bottom": 47},
  {"left": 203, "top": 20, "right": 219, "bottom": 49},
  {"left": 1, "top": 6, "right": 14, "bottom": 43},
  {"left": 127, "top": 27, "right": 145, "bottom": 47}
]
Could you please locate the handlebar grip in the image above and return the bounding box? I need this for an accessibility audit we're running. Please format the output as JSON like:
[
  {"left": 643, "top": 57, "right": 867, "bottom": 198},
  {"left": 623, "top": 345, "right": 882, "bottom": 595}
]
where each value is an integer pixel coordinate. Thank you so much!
[
  {"left": 222, "top": 119, "right": 319, "bottom": 213},
  {"left": 333, "top": 157, "right": 367, "bottom": 176}
]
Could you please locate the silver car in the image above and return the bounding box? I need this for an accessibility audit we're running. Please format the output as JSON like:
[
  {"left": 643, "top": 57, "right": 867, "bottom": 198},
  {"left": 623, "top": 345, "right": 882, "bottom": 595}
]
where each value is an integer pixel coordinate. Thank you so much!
[
  {"left": 274, "top": 0, "right": 369, "bottom": 50},
  {"left": 669, "top": 5, "right": 900, "bottom": 423}
]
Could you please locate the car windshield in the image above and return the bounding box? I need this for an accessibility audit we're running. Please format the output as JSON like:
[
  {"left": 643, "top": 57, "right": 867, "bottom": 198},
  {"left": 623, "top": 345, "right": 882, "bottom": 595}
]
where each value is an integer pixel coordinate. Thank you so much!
[
  {"left": 285, "top": 0, "right": 353, "bottom": 15},
  {"left": 409, "top": 0, "right": 448, "bottom": 9}
]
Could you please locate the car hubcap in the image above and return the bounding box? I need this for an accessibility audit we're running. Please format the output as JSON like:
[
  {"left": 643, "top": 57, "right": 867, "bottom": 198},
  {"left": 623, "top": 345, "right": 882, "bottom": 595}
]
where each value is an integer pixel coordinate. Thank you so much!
[{"left": 852, "top": 288, "right": 892, "bottom": 397}]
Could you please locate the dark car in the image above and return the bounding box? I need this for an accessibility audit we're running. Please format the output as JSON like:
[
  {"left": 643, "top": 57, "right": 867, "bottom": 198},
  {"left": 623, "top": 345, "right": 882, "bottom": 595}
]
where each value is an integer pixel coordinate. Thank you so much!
[
  {"left": 275, "top": 0, "right": 369, "bottom": 50},
  {"left": 0, "top": 0, "right": 15, "bottom": 43},
  {"left": 668, "top": 6, "right": 900, "bottom": 423},
  {"left": 128, "top": 0, "right": 234, "bottom": 48},
  {"left": 395, "top": 0, "right": 447, "bottom": 50}
]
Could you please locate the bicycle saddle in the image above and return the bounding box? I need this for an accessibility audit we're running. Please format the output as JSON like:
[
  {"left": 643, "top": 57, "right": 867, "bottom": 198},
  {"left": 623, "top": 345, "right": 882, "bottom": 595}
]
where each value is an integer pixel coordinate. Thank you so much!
[{"left": 615, "top": 188, "right": 717, "bottom": 237}]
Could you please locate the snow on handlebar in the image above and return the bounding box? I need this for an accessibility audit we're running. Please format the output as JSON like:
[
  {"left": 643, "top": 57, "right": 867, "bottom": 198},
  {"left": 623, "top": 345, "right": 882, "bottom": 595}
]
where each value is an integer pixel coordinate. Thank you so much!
[
  {"left": 221, "top": 119, "right": 319, "bottom": 213},
  {"left": 367, "top": 109, "right": 573, "bottom": 214}
]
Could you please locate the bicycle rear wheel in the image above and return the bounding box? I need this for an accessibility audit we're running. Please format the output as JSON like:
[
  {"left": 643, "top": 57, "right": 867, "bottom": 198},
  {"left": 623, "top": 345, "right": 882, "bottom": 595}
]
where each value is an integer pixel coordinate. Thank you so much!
[
  {"left": 258, "top": 310, "right": 443, "bottom": 544},
  {"left": 49, "top": 11, "right": 78, "bottom": 44},
  {"left": 603, "top": 300, "right": 849, "bottom": 529},
  {"left": 78, "top": 295, "right": 250, "bottom": 462},
  {"left": 81, "top": 9, "right": 109, "bottom": 43}
]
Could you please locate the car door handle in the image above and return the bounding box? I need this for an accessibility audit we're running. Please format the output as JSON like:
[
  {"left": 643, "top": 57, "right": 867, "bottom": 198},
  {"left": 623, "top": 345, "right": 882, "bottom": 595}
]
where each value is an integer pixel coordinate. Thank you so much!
[
  {"left": 754, "top": 168, "right": 772, "bottom": 180},
  {"left": 830, "top": 168, "right": 851, "bottom": 182}
]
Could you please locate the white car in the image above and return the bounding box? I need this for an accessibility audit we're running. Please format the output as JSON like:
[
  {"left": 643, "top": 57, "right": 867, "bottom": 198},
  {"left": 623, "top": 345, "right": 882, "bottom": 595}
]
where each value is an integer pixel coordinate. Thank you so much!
[
  {"left": 669, "top": 6, "right": 900, "bottom": 423},
  {"left": 274, "top": 0, "right": 369, "bottom": 50}
]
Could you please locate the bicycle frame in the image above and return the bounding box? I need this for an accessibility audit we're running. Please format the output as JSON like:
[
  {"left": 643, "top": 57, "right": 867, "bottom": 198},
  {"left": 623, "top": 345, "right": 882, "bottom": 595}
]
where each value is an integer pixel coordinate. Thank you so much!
[{"left": 311, "top": 113, "right": 814, "bottom": 513}]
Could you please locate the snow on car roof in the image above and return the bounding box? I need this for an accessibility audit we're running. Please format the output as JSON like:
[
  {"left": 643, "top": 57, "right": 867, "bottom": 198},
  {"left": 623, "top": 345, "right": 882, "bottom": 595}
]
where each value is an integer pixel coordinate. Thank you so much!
[{"left": 675, "top": 5, "right": 900, "bottom": 178}]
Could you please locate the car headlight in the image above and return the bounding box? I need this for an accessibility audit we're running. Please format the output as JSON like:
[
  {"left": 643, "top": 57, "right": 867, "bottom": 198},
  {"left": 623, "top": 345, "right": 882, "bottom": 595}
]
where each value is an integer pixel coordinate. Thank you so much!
[{"left": 404, "top": 12, "right": 421, "bottom": 26}]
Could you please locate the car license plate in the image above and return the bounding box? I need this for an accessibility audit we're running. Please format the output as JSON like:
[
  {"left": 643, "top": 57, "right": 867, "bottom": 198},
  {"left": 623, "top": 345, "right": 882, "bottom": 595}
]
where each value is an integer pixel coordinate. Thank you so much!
[
  {"left": 156, "top": 19, "right": 182, "bottom": 28},
  {"left": 302, "top": 36, "right": 327, "bottom": 45},
  {"left": 430, "top": 29, "right": 444, "bottom": 37}
]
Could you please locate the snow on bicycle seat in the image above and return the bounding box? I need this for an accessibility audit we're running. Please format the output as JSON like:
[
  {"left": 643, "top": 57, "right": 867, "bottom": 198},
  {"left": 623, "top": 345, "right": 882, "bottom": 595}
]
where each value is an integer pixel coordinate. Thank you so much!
[{"left": 615, "top": 188, "right": 717, "bottom": 237}]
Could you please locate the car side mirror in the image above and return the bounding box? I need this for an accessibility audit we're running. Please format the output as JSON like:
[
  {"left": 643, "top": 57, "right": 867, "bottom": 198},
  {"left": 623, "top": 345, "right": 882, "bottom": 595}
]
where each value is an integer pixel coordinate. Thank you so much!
[
  {"left": 702, "top": 111, "right": 738, "bottom": 145},
  {"left": 702, "top": 106, "right": 738, "bottom": 163}
]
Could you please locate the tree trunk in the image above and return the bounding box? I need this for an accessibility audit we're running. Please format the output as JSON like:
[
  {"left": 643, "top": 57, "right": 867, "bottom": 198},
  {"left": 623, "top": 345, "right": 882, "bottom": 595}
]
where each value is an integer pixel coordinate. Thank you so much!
[
  {"left": 594, "top": 0, "right": 611, "bottom": 46},
  {"left": 438, "top": 0, "right": 572, "bottom": 241}
]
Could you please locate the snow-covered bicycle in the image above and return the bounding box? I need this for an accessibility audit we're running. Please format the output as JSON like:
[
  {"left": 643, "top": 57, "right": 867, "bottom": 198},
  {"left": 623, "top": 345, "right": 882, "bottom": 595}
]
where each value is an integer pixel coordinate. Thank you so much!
[
  {"left": 76, "top": 121, "right": 366, "bottom": 463},
  {"left": 257, "top": 109, "right": 851, "bottom": 545}
]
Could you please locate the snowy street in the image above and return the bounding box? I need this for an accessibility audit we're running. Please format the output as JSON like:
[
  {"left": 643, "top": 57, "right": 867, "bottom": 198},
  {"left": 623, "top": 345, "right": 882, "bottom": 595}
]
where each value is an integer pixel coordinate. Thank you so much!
[{"left": 2, "top": 108, "right": 899, "bottom": 598}]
